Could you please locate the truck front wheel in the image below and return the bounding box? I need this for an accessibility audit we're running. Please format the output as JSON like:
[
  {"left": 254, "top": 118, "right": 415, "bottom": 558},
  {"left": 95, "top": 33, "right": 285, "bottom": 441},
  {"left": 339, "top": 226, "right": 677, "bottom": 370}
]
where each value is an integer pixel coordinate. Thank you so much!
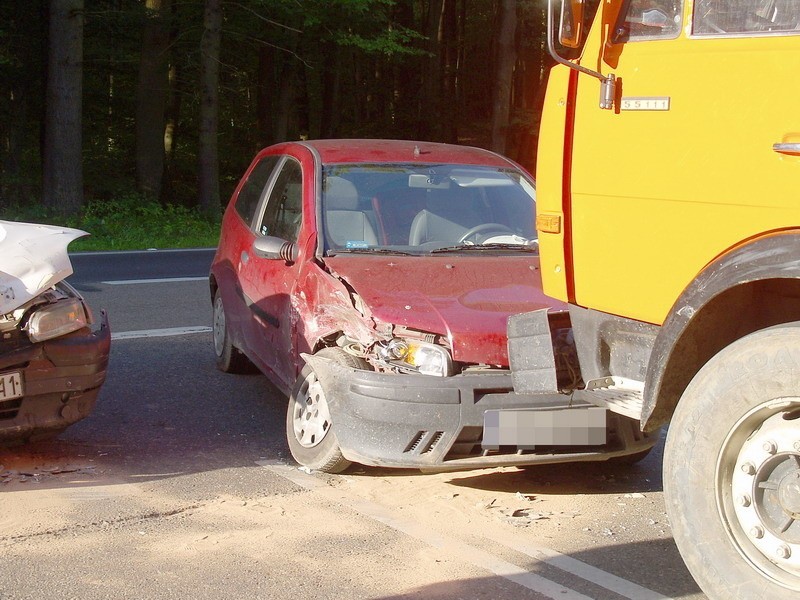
[{"left": 665, "top": 325, "right": 800, "bottom": 599}]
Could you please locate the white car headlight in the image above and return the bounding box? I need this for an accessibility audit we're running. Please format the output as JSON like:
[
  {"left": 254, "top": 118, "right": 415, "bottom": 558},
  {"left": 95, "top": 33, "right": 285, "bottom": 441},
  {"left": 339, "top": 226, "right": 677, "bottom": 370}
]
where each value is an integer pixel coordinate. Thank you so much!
[
  {"left": 26, "top": 298, "right": 88, "bottom": 342},
  {"left": 378, "top": 338, "right": 452, "bottom": 377}
]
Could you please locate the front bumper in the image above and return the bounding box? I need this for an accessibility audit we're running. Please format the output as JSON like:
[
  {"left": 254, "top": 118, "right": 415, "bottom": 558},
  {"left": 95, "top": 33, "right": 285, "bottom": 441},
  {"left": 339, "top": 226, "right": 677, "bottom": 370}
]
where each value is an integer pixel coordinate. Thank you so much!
[
  {"left": 0, "top": 311, "right": 111, "bottom": 444},
  {"left": 306, "top": 355, "right": 657, "bottom": 471}
]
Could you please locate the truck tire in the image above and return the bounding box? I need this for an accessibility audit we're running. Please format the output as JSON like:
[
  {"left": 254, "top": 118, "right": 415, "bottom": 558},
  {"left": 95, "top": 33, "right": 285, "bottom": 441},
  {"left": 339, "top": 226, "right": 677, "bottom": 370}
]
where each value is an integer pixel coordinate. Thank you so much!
[
  {"left": 664, "top": 325, "right": 800, "bottom": 599},
  {"left": 286, "top": 347, "right": 367, "bottom": 474}
]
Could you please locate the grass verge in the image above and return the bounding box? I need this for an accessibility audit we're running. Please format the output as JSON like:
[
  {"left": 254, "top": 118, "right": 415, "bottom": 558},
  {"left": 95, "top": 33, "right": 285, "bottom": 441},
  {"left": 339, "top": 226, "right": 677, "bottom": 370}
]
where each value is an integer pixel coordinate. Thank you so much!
[{"left": 4, "top": 195, "right": 221, "bottom": 252}]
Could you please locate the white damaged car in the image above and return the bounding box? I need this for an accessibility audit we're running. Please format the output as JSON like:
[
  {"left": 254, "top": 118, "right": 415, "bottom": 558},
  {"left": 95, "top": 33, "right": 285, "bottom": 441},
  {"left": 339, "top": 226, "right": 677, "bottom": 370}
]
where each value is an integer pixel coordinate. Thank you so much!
[{"left": 0, "top": 220, "right": 110, "bottom": 444}]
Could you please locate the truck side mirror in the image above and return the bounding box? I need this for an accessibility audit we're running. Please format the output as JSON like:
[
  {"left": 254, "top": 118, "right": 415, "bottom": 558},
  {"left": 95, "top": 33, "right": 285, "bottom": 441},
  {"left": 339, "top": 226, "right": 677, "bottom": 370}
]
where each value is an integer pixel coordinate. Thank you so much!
[
  {"left": 547, "top": 0, "right": 615, "bottom": 110},
  {"left": 559, "top": 0, "right": 584, "bottom": 48}
]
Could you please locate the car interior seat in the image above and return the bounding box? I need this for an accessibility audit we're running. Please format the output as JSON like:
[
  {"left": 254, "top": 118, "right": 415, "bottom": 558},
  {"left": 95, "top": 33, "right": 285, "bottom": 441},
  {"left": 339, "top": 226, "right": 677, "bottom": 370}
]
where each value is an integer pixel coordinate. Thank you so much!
[
  {"left": 324, "top": 176, "right": 378, "bottom": 248},
  {"left": 408, "top": 189, "right": 486, "bottom": 246},
  {"left": 372, "top": 187, "right": 426, "bottom": 245}
]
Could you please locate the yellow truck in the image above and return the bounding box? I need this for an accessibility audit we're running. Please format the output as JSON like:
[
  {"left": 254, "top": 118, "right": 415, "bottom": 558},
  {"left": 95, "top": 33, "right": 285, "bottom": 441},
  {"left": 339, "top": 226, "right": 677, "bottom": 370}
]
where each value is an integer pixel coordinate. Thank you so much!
[{"left": 508, "top": 1, "right": 800, "bottom": 597}]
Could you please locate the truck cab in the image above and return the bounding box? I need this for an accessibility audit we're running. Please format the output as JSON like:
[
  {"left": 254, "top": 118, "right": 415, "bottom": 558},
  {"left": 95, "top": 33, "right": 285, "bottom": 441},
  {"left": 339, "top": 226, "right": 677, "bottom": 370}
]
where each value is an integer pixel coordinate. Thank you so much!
[{"left": 511, "top": 1, "right": 800, "bottom": 597}]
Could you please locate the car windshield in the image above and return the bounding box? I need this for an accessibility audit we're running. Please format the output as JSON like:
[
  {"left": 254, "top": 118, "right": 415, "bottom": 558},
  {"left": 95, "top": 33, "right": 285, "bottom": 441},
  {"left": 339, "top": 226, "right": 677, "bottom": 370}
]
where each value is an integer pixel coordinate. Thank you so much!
[{"left": 320, "top": 163, "right": 536, "bottom": 256}]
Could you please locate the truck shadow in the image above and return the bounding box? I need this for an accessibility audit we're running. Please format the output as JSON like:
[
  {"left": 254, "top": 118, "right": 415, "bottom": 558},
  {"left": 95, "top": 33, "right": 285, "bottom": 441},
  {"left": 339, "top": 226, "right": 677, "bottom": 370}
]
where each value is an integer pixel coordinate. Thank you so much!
[{"left": 369, "top": 535, "right": 705, "bottom": 599}]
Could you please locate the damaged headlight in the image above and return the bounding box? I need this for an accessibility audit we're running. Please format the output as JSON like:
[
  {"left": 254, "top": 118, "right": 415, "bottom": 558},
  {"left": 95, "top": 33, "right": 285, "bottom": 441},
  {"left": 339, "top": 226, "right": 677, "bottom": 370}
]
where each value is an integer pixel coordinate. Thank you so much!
[
  {"left": 376, "top": 338, "right": 453, "bottom": 377},
  {"left": 25, "top": 297, "right": 88, "bottom": 342}
]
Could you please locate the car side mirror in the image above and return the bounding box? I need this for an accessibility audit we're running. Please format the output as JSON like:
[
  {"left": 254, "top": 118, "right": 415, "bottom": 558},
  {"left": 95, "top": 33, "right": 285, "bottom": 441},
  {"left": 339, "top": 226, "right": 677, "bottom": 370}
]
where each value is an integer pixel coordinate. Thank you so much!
[
  {"left": 253, "top": 236, "right": 298, "bottom": 263},
  {"left": 559, "top": 0, "right": 584, "bottom": 48}
]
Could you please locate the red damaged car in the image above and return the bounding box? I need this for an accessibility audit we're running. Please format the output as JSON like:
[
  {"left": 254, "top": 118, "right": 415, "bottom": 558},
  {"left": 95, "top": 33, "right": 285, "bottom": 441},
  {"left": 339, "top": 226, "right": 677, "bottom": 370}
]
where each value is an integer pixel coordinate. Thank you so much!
[{"left": 210, "top": 140, "right": 655, "bottom": 472}]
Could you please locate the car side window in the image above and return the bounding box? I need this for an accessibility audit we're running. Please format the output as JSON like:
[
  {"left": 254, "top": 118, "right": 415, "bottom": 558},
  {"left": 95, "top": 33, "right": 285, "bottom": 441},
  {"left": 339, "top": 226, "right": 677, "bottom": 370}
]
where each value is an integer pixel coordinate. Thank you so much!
[
  {"left": 693, "top": 0, "right": 800, "bottom": 35},
  {"left": 613, "top": 0, "right": 683, "bottom": 42},
  {"left": 235, "top": 155, "right": 279, "bottom": 225},
  {"left": 257, "top": 158, "right": 303, "bottom": 242}
]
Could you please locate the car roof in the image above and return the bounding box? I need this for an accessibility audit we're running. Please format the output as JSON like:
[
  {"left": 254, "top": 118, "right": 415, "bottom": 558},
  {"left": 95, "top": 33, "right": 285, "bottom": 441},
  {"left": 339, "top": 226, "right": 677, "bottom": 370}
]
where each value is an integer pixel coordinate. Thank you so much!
[{"left": 293, "top": 139, "right": 518, "bottom": 168}]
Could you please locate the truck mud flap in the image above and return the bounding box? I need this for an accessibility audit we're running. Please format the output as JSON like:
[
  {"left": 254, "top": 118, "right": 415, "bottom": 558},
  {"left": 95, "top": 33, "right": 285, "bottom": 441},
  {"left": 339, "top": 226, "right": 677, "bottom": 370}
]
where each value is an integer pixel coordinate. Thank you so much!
[{"left": 507, "top": 309, "right": 559, "bottom": 394}]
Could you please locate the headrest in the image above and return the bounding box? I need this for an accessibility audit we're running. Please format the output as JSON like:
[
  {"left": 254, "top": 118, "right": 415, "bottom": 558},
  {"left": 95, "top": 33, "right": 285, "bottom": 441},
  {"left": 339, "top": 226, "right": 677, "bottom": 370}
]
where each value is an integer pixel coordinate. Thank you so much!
[{"left": 324, "top": 176, "right": 359, "bottom": 210}]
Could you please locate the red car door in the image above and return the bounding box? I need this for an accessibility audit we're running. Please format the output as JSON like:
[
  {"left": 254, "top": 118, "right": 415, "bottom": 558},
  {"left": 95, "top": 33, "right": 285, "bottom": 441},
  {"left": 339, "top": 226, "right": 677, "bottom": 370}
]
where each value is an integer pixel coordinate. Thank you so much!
[
  {"left": 238, "top": 155, "right": 307, "bottom": 393},
  {"left": 217, "top": 154, "right": 281, "bottom": 357}
]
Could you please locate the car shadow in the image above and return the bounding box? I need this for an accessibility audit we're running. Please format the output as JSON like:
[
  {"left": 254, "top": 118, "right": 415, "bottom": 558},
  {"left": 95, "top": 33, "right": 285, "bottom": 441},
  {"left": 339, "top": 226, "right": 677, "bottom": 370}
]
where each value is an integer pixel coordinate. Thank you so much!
[
  {"left": 0, "top": 332, "right": 291, "bottom": 491},
  {"left": 342, "top": 430, "right": 664, "bottom": 496},
  {"left": 1, "top": 326, "right": 666, "bottom": 503}
]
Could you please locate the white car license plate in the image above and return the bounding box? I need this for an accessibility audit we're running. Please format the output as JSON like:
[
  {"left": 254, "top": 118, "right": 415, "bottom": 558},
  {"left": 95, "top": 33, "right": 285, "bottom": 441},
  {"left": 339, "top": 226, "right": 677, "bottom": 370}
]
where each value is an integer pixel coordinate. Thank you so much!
[
  {"left": 482, "top": 407, "right": 607, "bottom": 449},
  {"left": 0, "top": 371, "right": 23, "bottom": 401}
]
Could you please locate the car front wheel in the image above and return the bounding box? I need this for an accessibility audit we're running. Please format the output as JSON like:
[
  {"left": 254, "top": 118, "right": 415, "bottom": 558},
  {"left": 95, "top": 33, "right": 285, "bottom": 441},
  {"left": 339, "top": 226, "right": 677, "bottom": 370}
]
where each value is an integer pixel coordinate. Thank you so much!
[{"left": 286, "top": 347, "right": 367, "bottom": 473}]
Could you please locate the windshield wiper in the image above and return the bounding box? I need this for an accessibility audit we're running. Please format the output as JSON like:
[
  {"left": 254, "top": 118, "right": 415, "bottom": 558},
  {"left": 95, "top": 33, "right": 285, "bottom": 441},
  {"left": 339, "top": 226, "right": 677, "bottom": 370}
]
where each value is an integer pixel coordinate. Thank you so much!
[
  {"left": 327, "top": 248, "right": 415, "bottom": 256},
  {"left": 430, "top": 242, "right": 538, "bottom": 254}
]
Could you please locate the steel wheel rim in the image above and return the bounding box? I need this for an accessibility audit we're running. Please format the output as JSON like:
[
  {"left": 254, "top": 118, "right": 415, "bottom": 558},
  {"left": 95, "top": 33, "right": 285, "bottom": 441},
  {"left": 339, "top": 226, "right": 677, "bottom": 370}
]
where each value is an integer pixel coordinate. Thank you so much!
[
  {"left": 213, "top": 295, "right": 226, "bottom": 357},
  {"left": 718, "top": 398, "right": 800, "bottom": 590},
  {"left": 292, "top": 371, "right": 332, "bottom": 448}
]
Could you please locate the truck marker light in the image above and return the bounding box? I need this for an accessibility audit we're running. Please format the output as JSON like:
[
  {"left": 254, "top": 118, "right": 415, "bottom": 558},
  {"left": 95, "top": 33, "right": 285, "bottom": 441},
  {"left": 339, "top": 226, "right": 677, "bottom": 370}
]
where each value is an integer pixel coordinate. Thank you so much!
[{"left": 536, "top": 214, "right": 562, "bottom": 234}]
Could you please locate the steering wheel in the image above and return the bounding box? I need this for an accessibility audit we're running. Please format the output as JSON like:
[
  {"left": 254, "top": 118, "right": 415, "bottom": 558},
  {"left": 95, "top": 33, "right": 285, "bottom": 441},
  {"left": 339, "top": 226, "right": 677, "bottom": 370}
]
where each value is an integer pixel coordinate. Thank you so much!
[{"left": 457, "top": 223, "right": 515, "bottom": 244}]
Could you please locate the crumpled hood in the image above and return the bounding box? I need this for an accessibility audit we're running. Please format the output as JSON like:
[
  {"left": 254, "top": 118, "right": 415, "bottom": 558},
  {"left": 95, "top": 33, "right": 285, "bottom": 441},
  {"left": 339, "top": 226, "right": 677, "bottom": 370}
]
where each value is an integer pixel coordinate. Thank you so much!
[
  {"left": 324, "top": 254, "right": 565, "bottom": 366},
  {"left": 0, "top": 220, "right": 87, "bottom": 314}
]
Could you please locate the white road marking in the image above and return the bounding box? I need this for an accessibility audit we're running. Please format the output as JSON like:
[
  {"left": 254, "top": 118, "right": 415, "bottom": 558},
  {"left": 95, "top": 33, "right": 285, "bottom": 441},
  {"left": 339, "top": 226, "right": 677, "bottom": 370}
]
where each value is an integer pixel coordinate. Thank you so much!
[
  {"left": 102, "top": 277, "right": 208, "bottom": 285},
  {"left": 71, "top": 248, "right": 215, "bottom": 257},
  {"left": 483, "top": 533, "right": 670, "bottom": 600},
  {"left": 261, "top": 462, "right": 605, "bottom": 600},
  {"left": 112, "top": 326, "right": 211, "bottom": 340}
]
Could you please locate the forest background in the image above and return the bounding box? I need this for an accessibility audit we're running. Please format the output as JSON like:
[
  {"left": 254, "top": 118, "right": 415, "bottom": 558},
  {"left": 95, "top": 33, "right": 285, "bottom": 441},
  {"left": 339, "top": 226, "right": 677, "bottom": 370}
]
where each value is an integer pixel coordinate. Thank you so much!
[{"left": 0, "top": 0, "right": 552, "bottom": 249}]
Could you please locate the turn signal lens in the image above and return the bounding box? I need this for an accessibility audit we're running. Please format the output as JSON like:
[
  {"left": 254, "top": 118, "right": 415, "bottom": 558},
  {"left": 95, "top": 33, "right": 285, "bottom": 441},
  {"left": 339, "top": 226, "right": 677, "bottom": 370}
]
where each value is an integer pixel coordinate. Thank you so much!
[{"left": 536, "top": 214, "right": 562, "bottom": 234}]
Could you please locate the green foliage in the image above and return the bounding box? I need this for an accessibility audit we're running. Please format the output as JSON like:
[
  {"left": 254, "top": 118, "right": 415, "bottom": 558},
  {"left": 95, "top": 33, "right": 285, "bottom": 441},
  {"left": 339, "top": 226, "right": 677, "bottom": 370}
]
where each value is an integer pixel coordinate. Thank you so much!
[
  {"left": 1, "top": 0, "right": 549, "bottom": 220},
  {"left": 4, "top": 195, "right": 220, "bottom": 252},
  {"left": 336, "top": 28, "right": 427, "bottom": 56}
]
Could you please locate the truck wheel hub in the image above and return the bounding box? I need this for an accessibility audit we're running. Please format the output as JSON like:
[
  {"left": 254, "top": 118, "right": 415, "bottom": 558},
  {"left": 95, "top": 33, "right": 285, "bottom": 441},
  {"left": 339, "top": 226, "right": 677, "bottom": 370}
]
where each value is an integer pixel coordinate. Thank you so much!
[
  {"left": 778, "top": 471, "right": 800, "bottom": 519},
  {"left": 721, "top": 399, "right": 800, "bottom": 584}
]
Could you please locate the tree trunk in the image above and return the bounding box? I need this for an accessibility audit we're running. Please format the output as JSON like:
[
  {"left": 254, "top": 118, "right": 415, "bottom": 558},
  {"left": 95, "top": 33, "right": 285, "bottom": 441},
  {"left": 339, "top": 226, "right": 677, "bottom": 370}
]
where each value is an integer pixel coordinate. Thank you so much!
[
  {"left": 135, "top": 0, "right": 171, "bottom": 199},
  {"left": 256, "top": 46, "right": 275, "bottom": 146},
  {"left": 274, "top": 70, "right": 295, "bottom": 143},
  {"left": 419, "top": 0, "right": 444, "bottom": 139},
  {"left": 198, "top": 0, "right": 221, "bottom": 215},
  {"left": 2, "top": 1, "right": 44, "bottom": 203},
  {"left": 390, "top": 0, "right": 417, "bottom": 137},
  {"left": 440, "top": 0, "right": 459, "bottom": 143},
  {"left": 490, "top": 0, "right": 517, "bottom": 154},
  {"left": 319, "top": 42, "right": 341, "bottom": 139},
  {"left": 161, "top": 0, "right": 183, "bottom": 203},
  {"left": 42, "top": 0, "right": 84, "bottom": 217}
]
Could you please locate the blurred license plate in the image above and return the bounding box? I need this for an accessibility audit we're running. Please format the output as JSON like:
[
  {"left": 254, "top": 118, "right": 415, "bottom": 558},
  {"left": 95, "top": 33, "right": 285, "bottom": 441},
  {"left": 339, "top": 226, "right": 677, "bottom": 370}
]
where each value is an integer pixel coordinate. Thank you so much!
[
  {"left": 482, "top": 407, "right": 607, "bottom": 449},
  {"left": 0, "top": 371, "right": 23, "bottom": 401}
]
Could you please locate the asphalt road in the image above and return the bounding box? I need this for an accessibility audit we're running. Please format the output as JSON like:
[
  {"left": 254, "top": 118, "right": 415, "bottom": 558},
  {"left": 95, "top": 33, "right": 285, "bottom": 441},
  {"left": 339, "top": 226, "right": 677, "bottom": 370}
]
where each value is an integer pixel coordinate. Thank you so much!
[{"left": 0, "top": 249, "right": 707, "bottom": 600}]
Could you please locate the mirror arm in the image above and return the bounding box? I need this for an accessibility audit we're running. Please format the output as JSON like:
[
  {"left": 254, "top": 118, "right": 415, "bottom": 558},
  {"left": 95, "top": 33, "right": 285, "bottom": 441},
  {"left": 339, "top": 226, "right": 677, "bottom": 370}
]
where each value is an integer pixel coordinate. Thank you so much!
[{"left": 547, "top": 0, "right": 616, "bottom": 110}]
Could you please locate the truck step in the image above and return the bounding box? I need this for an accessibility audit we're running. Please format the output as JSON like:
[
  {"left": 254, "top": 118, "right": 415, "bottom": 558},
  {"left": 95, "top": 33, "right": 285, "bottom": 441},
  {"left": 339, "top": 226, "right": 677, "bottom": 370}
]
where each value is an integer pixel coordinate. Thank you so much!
[{"left": 573, "top": 377, "right": 644, "bottom": 421}]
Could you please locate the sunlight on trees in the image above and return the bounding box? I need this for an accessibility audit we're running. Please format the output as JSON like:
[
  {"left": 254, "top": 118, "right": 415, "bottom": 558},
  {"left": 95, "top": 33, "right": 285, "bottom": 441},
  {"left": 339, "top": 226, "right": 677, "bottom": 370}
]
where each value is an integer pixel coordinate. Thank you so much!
[{"left": 0, "top": 0, "right": 552, "bottom": 218}]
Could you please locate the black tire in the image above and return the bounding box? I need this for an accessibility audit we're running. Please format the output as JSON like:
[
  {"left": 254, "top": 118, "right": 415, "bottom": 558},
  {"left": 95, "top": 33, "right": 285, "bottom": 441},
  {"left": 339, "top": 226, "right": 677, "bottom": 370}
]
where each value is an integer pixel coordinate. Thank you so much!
[
  {"left": 212, "top": 289, "right": 255, "bottom": 374},
  {"left": 286, "top": 347, "right": 368, "bottom": 473},
  {"left": 664, "top": 325, "right": 800, "bottom": 599}
]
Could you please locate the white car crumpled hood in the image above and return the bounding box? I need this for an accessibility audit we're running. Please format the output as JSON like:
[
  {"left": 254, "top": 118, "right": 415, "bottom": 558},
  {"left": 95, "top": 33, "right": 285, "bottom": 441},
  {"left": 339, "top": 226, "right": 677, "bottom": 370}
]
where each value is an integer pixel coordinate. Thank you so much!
[{"left": 0, "top": 220, "right": 88, "bottom": 314}]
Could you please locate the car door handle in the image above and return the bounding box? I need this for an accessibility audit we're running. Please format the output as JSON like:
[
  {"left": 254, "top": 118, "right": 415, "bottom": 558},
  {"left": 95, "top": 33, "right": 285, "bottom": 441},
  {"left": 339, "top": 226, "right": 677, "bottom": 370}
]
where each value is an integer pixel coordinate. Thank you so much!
[
  {"left": 773, "top": 143, "right": 800, "bottom": 156},
  {"left": 241, "top": 250, "right": 249, "bottom": 264}
]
